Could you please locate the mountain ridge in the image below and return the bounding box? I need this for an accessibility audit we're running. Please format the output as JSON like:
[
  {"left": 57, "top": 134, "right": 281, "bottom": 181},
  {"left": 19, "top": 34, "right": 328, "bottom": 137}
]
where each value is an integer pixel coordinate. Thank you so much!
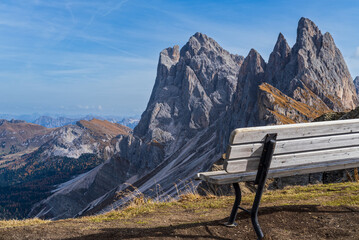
[{"left": 0, "top": 119, "right": 131, "bottom": 219}]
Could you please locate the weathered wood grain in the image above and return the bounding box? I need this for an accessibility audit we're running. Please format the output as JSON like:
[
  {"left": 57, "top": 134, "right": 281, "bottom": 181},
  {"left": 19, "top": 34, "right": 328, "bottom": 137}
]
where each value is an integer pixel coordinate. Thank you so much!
[
  {"left": 227, "top": 133, "right": 359, "bottom": 159},
  {"left": 225, "top": 146, "right": 359, "bottom": 173},
  {"left": 230, "top": 119, "right": 359, "bottom": 144},
  {"left": 198, "top": 159, "right": 359, "bottom": 185}
]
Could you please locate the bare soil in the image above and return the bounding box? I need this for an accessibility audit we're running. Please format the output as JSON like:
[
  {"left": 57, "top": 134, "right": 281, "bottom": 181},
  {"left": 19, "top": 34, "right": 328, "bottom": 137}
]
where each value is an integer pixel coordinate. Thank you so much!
[{"left": 1, "top": 203, "right": 359, "bottom": 240}]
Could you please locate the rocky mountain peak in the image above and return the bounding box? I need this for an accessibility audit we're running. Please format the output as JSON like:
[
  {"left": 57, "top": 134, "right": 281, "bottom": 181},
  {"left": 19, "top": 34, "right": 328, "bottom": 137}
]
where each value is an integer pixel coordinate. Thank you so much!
[
  {"left": 266, "top": 17, "right": 358, "bottom": 111},
  {"left": 273, "top": 33, "right": 291, "bottom": 58},
  {"left": 188, "top": 32, "right": 215, "bottom": 47},
  {"left": 240, "top": 49, "right": 266, "bottom": 76},
  {"left": 192, "top": 32, "right": 210, "bottom": 43},
  {"left": 135, "top": 32, "right": 243, "bottom": 143},
  {"left": 298, "top": 17, "right": 321, "bottom": 34},
  {"left": 228, "top": 49, "right": 266, "bottom": 129},
  {"left": 180, "top": 32, "right": 237, "bottom": 60},
  {"left": 296, "top": 17, "right": 322, "bottom": 51},
  {"left": 265, "top": 33, "right": 291, "bottom": 88}
]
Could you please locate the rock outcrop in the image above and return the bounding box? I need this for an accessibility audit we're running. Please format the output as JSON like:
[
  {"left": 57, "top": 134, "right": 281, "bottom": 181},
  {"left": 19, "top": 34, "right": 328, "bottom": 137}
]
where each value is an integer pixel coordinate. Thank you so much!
[{"left": 29, "top": 18, "right": 358, "bottom": 220}]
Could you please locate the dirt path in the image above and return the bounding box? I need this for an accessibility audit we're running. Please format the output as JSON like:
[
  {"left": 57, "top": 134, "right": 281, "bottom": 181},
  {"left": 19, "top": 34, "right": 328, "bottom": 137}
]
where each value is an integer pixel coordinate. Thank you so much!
[{"left": 1, "top": 204, "right": 359, "bottom": 240}]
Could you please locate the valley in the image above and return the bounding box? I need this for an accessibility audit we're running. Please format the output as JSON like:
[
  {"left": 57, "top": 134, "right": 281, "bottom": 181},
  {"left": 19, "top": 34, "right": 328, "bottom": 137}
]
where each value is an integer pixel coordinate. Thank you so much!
[{"left": 0, "top": 119, "right": 131, "bottom": 219}]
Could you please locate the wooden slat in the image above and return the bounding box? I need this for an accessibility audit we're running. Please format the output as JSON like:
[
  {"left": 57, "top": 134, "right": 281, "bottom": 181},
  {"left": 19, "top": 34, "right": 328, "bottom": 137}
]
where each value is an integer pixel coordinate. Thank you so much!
[
  {"left": 230, "top": 119, "right": 359, "bottom": 145},
  {"left": 225, "top": 146, "right": 359, "bottom": 173},
  {"left": 195, "top": 170, "right": 227, "bottom": 181},
  {"left": 227, "top": 133, "right": 359, "bottom": 159},
  {"left": 199, "top": 159, "right": 359, "bottom": 185}
]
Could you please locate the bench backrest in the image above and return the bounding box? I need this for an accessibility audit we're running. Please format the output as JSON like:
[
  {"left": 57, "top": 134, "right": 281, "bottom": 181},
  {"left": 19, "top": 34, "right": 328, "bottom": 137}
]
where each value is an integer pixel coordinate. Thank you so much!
[{"left": 224, "top": 119, "right": 359, "bottom": 173}]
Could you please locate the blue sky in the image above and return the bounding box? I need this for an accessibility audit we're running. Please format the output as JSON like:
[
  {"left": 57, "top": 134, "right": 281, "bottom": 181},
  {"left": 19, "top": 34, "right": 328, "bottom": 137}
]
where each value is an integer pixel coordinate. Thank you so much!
[{"left": 0, "top": 0, "right": 358, "bottom": 116}]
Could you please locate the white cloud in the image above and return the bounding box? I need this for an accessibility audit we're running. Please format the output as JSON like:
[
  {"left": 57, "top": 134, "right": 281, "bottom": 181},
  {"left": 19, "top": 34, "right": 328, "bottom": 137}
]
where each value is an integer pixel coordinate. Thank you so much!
[{"left": 77, "top": 105, "right": 90, "bottom": 110}]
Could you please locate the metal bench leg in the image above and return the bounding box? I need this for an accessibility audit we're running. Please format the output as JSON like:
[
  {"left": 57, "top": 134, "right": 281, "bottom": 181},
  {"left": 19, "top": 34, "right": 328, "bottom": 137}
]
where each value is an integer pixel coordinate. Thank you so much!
[
  {"left": 225, "top": 182, "right": 241, "bottom": 227},
  {"left": 251, "top": 175, "right": 267, "bottom": 239},
  {"left": 251, "top": 133, "right": 277, "bottom": 240}
]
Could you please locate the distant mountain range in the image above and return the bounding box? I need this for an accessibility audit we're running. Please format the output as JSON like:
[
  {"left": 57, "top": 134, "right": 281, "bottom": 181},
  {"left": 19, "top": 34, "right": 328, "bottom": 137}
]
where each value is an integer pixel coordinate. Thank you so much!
[
  {"left": 1, "top": 17, "right": 359, "bottom": 220},
  {"left": 0, "top": 114, "right": 140, "bottom": 129}
]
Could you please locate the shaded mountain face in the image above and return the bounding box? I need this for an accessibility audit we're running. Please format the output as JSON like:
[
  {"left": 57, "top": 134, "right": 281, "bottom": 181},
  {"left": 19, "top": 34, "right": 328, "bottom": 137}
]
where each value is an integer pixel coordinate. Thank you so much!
[
  {"left": 354, "top": 76, "right": 359, "bottom": 96},
  {"left": 29, "top": 18, "right": 358, "bottom": 220},
  {"left": 0, "top": 119, "right": 130, "bottom": 219}
]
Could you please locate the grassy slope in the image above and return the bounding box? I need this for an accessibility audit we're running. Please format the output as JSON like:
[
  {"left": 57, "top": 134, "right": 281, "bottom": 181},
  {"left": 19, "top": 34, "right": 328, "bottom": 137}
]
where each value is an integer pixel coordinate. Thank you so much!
[{"left": 1, "top": 181, "right": 359, "bottom": 239}]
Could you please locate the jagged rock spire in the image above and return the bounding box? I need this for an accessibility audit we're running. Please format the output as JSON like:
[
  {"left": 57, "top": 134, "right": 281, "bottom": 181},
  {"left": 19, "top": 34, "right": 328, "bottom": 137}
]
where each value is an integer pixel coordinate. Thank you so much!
[
  {"left": 266, "top": 17, "right": 358, "bottom": 111},
  {"left": 265, "top": 33, "right": 291, "bottom": 88},
  {"left": 229, "top": 49, "right": 266, "bottom": 128},
  {"left": 295, "top": 17, "right": 323, "bottom": 51}
]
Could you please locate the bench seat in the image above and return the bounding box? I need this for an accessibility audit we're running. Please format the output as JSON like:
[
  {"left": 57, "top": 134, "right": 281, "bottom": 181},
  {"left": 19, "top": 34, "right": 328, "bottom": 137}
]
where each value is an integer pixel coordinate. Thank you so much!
[{"left": 197, "top": 158, "right": 359, "bottom": 185}]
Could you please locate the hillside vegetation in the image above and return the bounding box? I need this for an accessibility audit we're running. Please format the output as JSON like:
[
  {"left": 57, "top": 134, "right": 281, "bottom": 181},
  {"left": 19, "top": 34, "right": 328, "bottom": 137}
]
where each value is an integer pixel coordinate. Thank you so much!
[{"left": 1, "top": 181, "right": 359, "bottom": 239}]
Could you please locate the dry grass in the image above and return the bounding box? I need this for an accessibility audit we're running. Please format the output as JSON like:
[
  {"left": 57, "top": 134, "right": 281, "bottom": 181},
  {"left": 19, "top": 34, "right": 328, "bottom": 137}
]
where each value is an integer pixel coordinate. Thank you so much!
[
  {"left": 354, "top": 168, "right": 359, "bottom": 181},
  {"left": 86, "top": 181, "right": 359, "bottom": 223},
  {"left": 259, "top": 83, "right": 330, "bottom": 121},
  {"left": 257, "top": 181, "right": 359, "bottom": 206},
  {"left": 77, "top": 118, "right": 131, "bottom": 137},
  {"left": 2, "top": 181, "right": 359, "bottom": 228},
  {"left": 0, "top": 218, "right": 50, "bottom": 229}
]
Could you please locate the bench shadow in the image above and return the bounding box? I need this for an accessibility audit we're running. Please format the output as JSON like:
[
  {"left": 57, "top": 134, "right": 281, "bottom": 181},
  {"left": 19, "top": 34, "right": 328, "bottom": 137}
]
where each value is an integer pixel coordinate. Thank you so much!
[
  {"left": 236, "top": 204, "right": 359, "bottom": 220},
  {"left": 63, "top": 219, "right": 233, "bottom": 240},
  {"left": 63, "top": 205, "right": 358, "bottom": 240}
]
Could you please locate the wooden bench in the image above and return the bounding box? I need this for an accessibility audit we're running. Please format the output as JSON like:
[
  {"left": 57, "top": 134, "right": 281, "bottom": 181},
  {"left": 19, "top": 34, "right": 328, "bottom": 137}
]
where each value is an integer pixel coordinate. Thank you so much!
[{"left": 197, "top": 119, "right": 359, "bottom": 239}]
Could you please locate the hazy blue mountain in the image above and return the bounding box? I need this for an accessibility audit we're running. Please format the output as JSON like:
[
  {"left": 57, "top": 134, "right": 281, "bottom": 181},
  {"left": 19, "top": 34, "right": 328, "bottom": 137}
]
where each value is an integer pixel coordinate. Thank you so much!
[
  {"left": 33, "top": 116, "right": 77, "bottom": 128},
  {"left": 31, "top": 115, "right": 140, "bottom": 129}
]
